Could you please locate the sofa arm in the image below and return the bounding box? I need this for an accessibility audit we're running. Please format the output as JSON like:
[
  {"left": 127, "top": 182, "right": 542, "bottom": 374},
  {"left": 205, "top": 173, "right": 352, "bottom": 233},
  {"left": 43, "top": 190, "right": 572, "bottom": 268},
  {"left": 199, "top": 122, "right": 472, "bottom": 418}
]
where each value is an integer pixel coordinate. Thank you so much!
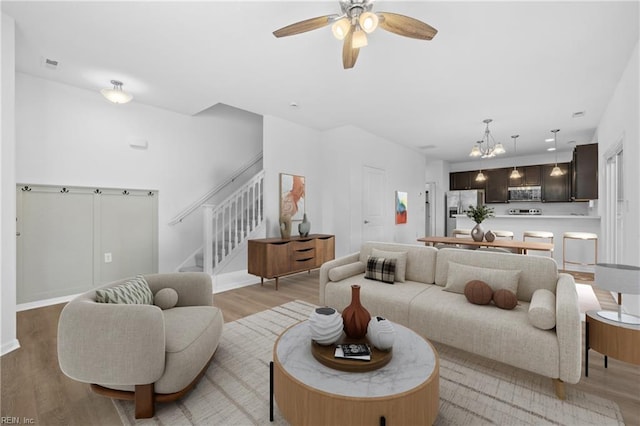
[
  {"left": 145, "top": 272, "right": 213, "bottom": 307},
  {"left": 319, "top": 252, "right": 361, "bottom": 305},
  {"left": 58, "top": 299, "right": 165, "bottom": 386},
  {"left": 555, "top": 273, "right": 582, "bottom": 384}
]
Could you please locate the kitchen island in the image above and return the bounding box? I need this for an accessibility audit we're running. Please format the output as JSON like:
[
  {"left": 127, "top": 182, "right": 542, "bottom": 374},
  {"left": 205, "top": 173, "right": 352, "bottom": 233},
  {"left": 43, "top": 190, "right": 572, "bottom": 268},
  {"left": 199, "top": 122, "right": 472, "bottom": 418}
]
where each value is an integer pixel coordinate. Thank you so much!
[{"left": 454, "top": 214, "right": 600, "bottom": 272}]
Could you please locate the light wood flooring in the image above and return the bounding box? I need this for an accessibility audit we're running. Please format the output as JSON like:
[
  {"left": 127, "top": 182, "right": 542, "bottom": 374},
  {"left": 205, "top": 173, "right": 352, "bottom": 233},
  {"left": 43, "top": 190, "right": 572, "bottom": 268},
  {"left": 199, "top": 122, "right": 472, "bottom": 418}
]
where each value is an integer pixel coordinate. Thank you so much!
[{"left": 1, "top": 270, "right": 639, "bottom": 425}]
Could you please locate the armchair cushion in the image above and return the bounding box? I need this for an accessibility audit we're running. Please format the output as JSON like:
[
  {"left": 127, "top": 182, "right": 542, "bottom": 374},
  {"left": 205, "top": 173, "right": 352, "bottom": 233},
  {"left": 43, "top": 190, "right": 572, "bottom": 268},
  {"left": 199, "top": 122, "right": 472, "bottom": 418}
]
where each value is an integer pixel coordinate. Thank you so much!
[
  {"left": 154, "top": 288, "right": 179, "bottom": 310},
  {"left": 95, "top": 275, "right": 153, "bottom": 305}
]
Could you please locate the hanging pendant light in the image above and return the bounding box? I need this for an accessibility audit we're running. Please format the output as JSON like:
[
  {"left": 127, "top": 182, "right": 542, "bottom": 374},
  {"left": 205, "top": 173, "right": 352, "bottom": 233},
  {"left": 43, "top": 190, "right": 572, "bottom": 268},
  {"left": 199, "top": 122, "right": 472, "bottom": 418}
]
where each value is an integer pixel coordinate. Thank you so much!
[
  {"left": 509, "top": 135, "right": 521, "bottom": 179},
  {"left": 475, "top": 170, "right": 486, "bottom": 182},
  {"left": 550, "top": 129, "right": 563, "bottom": 176}
]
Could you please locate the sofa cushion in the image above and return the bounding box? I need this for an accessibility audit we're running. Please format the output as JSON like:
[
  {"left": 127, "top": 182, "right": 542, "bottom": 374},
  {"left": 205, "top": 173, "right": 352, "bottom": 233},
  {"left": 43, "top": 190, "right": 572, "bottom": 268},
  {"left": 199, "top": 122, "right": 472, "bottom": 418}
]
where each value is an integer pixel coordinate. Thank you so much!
[
  {"left": 464, "top": 280, "right": 493, "bottom": 305},
  {"left": 364, "top": 256, "right": 396, "bottom": 284},
  {"left": 371, "top": 248, "right": 407, "bottom": 282},
  {"left": 528, "top": 289, "right": 556, "bottom": 330},
  {"left": 434, "top": 248, "right": 558, "bottom": 302},
  {"left": 329, "top": 261, "right": 366, "bottom": 282},
  {"left": 444, "top": 261, "right": 521, "bottom": 295},
  {"left": 360, "top": 242, "right": 438, "bottom": 284},
  {"left": 493, "top": 289, "right": 518, "bottom": 310},
  {"left": 95, "top": 275, "right": 153, "bottom": 305},
  {"left": 154, "top": 288, "right": 179, "bottom": 310}
]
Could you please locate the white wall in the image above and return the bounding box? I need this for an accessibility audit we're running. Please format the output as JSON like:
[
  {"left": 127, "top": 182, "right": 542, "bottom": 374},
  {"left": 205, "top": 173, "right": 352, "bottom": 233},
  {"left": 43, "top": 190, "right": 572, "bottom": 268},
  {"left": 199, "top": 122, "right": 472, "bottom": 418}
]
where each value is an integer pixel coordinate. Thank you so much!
[
  {"left": 320, "top": 125, "right": 427, "bottom": 257},
  {"left": 15, "top": 73, "right": 263, "bottom": 273},
  {"left": 262, "top": 116, "right": 323, "bottom": 239},
  {"left": 1, "top": 13, "right": 20, "bottom": 355},
  {"left": 596, "top": 41, "right": 640, "bottom": 316}
]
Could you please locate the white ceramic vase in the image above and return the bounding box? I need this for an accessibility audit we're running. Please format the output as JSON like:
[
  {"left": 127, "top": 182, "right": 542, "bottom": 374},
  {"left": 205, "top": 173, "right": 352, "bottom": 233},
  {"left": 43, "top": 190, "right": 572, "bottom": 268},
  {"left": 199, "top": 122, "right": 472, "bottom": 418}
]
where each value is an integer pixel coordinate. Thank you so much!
[
  {"left": 309, "top": 307, "right": 343, "bottom": 345},
  {"left": 367, "top": 316, "right": 395, "bottom": 351}
]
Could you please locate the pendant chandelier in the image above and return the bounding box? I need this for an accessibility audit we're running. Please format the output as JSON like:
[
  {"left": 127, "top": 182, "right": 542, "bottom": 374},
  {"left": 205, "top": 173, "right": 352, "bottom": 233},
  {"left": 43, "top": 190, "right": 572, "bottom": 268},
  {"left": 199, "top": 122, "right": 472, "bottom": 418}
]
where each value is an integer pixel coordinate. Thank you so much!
[
  {"left": 469, "top": 119, "right": 506, "bottom": 158},
  {"left": 550, "top": 129, "right": 563, "bottom": 176},
  {"left": 509, "top": 135, "right": 521, "bottom": 179}
]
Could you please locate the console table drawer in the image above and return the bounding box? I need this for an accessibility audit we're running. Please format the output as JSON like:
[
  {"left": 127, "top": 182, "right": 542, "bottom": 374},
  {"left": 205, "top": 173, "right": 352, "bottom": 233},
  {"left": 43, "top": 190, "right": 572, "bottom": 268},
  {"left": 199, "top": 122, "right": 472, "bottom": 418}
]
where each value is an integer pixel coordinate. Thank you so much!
[
  {"left": 293, "top": 257, "right": 317, "bottom": 271},
  {"left": 291, "top": 239, "right": 316, "bottom": 251},
  {"left": 293, "top": 248, "right": 315, "bottom": 261}
]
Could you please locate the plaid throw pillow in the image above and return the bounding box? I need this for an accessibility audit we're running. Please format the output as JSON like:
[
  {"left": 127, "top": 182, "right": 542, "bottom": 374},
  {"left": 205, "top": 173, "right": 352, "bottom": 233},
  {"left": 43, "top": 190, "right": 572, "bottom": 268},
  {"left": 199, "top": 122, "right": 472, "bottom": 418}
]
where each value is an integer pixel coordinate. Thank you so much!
[
  {"left": 95, "top": 275, "right": 153, "bottom": 305},
  {"left": 364, "top": 256, "right": 396, "bottom": 284}
]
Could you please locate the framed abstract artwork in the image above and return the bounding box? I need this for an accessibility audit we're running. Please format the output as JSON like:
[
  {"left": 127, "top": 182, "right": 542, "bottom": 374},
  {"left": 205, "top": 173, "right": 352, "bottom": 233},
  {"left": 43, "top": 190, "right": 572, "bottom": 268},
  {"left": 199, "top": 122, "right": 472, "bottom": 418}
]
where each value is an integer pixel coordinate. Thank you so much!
[
  {"left": 280, "top": 173, "right": 305, "bottom": 222},
  {"left": 395, "top": 191, "right": 407, "bottom": 224}
]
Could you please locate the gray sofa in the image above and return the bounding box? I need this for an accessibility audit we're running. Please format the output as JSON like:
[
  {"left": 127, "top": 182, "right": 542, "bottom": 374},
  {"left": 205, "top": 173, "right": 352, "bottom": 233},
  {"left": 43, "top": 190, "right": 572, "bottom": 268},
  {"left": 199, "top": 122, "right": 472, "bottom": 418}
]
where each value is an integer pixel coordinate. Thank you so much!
[
  {"left": 57, "top": 272, "right": 223, "bottom": 418},
  {"left": 319, "top": 242, "right": 581, "bottom": 398}
]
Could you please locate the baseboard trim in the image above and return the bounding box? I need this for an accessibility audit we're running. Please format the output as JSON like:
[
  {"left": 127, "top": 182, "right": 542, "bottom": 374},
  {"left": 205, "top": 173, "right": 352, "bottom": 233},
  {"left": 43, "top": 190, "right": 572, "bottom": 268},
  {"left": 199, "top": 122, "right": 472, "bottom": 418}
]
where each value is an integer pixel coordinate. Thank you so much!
[
  {"left": 16, "top": 293, "right": 81, "bottom": 312},
  {"left": 213, "top": 270, "right": 260, "bottom": 294},
  {"left": 1, "top": 339, "right": 21, "bottom": 356}
]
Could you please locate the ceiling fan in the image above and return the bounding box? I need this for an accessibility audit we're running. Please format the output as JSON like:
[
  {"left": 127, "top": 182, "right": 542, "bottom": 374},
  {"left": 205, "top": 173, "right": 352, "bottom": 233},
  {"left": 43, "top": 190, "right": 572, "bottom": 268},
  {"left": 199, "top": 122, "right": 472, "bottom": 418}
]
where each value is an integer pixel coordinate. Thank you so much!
[{"left": 273, "top": 0, "right": 437, "bottom": 69}]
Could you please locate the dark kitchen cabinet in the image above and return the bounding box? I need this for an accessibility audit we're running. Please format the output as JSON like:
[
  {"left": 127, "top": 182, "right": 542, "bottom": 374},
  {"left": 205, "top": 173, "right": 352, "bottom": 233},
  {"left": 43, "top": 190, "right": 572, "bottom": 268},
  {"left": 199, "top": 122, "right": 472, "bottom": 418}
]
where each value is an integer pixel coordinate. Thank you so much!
[
  {"left": 572, "top": 143, "right": 598, "bottom": 200},
  {"left": 450, "top": 171, "right": 485, "bottom": 190},
  {"left": 485, "top": 168, "right": 510, "bottom": 203},
  {"left": 542, "top": 163, "right": 572, "bottom": 202},
  {"left": 508, "top": 165, "right": 541, "bottom": 186}
]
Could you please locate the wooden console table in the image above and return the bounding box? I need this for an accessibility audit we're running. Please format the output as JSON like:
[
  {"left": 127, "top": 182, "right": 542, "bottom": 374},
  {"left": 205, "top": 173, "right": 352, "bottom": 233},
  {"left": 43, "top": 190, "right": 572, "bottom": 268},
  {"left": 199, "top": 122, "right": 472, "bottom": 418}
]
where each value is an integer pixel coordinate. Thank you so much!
[{"left": 248, "top": 234, "right": 335, "bottom": 290}]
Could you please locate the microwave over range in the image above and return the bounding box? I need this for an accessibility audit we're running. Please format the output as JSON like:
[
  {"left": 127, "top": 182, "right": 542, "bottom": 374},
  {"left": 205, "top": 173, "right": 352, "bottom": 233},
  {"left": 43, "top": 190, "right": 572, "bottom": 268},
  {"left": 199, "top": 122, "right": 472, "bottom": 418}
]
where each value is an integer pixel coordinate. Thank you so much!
[{"left": 508, "top": 186, "right": 541, "bottom": 202}]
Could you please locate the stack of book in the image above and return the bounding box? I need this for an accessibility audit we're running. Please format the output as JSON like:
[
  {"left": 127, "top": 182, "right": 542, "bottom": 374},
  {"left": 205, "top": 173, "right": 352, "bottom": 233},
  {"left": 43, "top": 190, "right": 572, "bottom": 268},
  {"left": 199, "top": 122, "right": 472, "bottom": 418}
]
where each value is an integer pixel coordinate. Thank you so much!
[{"left": 334, "top": 343, "right": 371, "bottom": 361}]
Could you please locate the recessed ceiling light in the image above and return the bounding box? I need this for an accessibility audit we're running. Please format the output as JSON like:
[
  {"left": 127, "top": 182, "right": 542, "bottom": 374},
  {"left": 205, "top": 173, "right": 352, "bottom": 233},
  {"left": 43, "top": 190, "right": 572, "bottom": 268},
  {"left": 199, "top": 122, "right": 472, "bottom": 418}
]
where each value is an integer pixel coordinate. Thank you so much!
[
  {"left": 545, "top": 138, "right": 554, "bottom": 143},
  {"left": 572, "top": 111, "right": 586, "bottom": 118},
  {"left": 547, "top": 147, "right": 556, "bottom": 152}
]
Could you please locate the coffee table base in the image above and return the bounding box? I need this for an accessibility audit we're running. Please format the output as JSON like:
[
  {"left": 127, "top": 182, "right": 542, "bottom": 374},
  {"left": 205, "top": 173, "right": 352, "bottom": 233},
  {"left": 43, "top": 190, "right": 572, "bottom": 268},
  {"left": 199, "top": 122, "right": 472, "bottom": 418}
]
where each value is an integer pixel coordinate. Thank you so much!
[{"left": 273, "top": 359, "right": 438, "bottom": 425}]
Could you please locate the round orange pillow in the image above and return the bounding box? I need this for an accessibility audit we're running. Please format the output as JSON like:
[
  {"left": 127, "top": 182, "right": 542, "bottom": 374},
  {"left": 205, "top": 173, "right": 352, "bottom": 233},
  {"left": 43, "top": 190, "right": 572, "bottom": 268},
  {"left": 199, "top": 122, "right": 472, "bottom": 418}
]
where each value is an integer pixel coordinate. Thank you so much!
[
  {"left": 493, "top": 289, "right": 518, "bottom": 310},
  {"left": 464, "top": 280, "right": 493, "bottom": 305}
]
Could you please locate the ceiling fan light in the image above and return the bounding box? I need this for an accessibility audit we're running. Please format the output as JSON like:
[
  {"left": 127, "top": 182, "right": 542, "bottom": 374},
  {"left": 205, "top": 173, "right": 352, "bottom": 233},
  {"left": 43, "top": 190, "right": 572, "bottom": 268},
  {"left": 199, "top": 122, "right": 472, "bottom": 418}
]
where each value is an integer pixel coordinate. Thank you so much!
[
  {"left": 331, "top": 18, "right": 351, "bottom": 40},
  {"left": 475, "top": 171, "right": 486, "bottom": 182},
  {"left": 351, "top": 28, "right": 368, "bottom": 48},
  {"left": 550, "top": 165, "right": 563, "bottom": 176},
  {"left": 359, "top": 12, "right": 379, "bottom": 33},
  {"left": 510, "top": 168, "right": 521, "bottom": 179}
]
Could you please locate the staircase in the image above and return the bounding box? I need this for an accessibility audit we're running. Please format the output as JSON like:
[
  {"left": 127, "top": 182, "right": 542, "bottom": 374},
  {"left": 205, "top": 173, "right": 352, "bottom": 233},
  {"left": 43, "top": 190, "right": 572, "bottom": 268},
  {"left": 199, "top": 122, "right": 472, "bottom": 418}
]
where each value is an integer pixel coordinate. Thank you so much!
[{"left": 190, "top": 170, "right": 264, "bottom": 274}]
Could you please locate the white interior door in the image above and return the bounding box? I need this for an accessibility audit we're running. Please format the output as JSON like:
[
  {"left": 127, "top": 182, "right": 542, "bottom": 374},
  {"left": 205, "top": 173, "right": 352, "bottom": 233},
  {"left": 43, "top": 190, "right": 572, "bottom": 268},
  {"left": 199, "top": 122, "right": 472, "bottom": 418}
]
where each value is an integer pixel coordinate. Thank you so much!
[{"left": 362, "top": 166, "right": 386, "bottom": 242}]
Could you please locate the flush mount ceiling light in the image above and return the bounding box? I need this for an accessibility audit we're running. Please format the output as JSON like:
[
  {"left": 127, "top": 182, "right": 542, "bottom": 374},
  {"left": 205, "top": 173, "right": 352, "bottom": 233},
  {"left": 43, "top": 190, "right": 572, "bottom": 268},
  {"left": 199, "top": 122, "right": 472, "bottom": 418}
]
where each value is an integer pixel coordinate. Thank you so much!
[
  {"left": 550, "top": 129, "right": 563, "bottom": 176},
  {"left": 100, "top": 80, "right": 133, "bottom": 104},
  {"left": 469, "top": 119, "right": 506, "bottom": 159},
  {"left": 273, "top": 0, "right": 437, "bottom": 69},
  {"left": 509, "top": 135, "right": 521, "bottom": 179}
]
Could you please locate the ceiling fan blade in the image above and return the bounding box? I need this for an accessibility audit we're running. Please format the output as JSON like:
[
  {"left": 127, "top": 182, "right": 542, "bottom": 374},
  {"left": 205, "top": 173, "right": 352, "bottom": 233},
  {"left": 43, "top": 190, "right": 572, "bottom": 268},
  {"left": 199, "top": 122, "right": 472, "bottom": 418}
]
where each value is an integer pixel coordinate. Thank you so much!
[
  {"left": 342, "top": 31, "right": 360, "bottom": 69},
  {"left": 273, "top": 15, "right": 336, "bottom": 38},
  {"left": 378, "top": 12, "right": 438, "bottom": 40}
]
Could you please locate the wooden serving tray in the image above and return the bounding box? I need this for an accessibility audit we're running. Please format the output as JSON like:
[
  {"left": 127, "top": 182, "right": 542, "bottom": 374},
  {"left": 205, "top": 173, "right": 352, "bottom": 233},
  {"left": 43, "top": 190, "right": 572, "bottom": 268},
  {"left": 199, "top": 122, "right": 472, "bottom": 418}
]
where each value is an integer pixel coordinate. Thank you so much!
[{"left": 311, "top": 339, "right": 393, "bottom": 372}]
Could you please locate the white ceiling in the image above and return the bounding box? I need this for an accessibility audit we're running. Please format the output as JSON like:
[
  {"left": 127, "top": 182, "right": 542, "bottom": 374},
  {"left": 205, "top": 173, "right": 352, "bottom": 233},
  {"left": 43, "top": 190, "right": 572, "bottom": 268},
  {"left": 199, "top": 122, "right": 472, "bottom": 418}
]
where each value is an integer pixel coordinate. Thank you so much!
[{"left": 3, "top": 1, "right": 639, "bottom": 162}]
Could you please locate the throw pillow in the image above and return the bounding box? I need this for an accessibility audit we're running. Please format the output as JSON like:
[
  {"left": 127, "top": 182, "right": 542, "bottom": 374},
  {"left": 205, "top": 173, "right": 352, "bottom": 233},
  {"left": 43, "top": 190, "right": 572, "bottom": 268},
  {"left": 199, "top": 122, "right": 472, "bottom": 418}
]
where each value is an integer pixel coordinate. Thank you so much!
[
  {"left": 493, "top": 289, "right": 518, "bottom": 310},
  {"left": 364, "top": 256, "right": 396, "bottom": 284},
  {"left": 528, "top": 289, "right": 556, "bottom": 330},
  {"left": 464, "top": 280, "right": 493, "bottom": 305},
  {"left": 328, "top": 262, "right": 366, "bottom": 282},
  {"left": 95, "top": 275, "right": 153, "bottom": 305},
  {"left": 444, "top": 261, "right": 521, "bottom": 295},
  {"left": 371, "top": 249, "right": 407, "bottom": 282},
  {"left": 154, "top": 288, "right": 179, "bottom": 310}
]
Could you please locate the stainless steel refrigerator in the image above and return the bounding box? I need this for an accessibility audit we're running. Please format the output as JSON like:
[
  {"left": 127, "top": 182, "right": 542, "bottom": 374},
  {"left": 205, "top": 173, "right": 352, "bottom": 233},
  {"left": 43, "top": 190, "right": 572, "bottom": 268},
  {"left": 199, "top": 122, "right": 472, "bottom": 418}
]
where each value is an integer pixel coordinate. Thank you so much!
[{"left": 445, "top": 190, "right": 485, "bottom": 236}]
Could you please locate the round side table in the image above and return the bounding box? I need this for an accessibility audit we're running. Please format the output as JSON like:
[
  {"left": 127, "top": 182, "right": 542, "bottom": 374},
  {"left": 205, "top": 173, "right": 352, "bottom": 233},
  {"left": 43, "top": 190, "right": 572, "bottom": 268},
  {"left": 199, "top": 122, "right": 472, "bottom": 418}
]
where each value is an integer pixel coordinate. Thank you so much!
[
  {"left": 272, "top": 321, "right": 439, "bottom": 425},
  {"left": 585, "top": 310, "right": 640, "bottom": 376}
]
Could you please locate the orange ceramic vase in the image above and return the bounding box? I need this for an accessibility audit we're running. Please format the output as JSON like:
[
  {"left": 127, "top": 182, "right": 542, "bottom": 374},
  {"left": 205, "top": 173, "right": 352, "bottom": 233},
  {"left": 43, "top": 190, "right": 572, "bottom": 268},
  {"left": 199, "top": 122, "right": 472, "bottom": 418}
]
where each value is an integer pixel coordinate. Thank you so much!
[{"left": 342, "top": 285, "right": 371, "bottom": 339}]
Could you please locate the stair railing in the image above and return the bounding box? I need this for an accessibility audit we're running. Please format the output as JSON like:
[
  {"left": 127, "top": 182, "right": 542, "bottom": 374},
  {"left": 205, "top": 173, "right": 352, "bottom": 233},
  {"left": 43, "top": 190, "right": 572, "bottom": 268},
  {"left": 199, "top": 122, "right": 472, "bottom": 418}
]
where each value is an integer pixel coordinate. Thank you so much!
[{"left": 203, "top": 170, "right": 264, "bottom": 274}]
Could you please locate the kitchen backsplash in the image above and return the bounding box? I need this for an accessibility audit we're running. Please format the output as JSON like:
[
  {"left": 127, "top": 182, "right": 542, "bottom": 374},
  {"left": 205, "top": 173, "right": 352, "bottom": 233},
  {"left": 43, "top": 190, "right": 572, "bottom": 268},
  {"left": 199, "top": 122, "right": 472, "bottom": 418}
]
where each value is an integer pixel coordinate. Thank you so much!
[{"left": 486, "top": 201, "right": 597, "bottom": 216}]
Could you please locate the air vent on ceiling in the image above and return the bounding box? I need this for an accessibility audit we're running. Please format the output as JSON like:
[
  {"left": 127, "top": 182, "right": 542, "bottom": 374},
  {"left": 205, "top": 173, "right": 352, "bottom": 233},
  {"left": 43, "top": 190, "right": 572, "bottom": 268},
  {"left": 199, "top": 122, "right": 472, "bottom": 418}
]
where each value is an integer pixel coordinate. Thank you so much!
[
  {"left": 43, "top": 57, "right": 59, "bottom": 69},
  {"left": 572, "top": 111, "right": 585, "bottom": 118}
]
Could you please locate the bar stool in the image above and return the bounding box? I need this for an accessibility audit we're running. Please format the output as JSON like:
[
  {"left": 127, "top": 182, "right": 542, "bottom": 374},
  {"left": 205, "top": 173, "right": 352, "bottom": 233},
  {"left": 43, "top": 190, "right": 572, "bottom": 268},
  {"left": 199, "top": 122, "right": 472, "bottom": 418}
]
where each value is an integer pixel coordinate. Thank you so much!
[
  {"left": 492, "top": 230, "right": 514, "bottom": 240},
  {"left": 523, "top": 231, "right": 554, "bottom": 256},
  {"left": 562, "top": 232, "right": 598, "bottom": 272}
]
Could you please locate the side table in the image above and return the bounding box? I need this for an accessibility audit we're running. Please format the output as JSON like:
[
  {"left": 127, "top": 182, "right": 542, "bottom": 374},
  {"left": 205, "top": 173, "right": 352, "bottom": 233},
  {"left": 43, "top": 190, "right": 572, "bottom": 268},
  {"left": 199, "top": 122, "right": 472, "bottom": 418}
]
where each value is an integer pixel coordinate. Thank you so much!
[{"left": 585, "top": 310, "right": 640, "bottom": 376}]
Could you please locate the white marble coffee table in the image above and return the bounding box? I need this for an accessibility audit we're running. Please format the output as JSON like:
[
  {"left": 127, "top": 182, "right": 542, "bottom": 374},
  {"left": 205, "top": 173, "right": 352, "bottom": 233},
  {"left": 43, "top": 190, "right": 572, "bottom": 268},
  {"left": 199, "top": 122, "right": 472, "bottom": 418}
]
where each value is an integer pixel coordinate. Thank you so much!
[{"left": 272, "top": 320, "right": 439, "bottom": 425}]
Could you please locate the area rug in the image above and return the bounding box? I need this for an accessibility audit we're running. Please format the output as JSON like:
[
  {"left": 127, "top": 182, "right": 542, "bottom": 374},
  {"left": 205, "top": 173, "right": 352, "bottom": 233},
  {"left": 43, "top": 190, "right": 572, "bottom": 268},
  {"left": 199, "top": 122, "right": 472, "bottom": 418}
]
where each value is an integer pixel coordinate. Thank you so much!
[{"left": 114, "top": 300, "right": 623, "bottom": 425}]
